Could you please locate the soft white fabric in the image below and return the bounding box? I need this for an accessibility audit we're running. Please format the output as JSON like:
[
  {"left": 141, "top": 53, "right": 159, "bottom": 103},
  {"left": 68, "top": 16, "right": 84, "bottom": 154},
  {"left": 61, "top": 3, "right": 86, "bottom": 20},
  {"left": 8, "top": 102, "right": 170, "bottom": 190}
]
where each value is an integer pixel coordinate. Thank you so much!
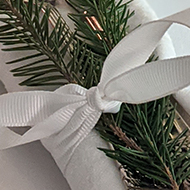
[
  {"left": 127, "top": 0, "right": 176, "bottom": 59},
  {"left": 1, "top": 1, "right": 189, "bottom": 190}
]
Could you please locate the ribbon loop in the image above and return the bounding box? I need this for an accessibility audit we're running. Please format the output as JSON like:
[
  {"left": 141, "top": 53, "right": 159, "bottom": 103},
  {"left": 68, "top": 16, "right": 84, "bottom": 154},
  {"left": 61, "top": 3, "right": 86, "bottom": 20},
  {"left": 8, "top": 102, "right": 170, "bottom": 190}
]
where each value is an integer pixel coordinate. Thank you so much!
[
  {"left": 1, "top": 9, "right": 190, "bottom": 168},
  {"left": 99, "top": 8, "right": 190, "bottom": 95},
  {"left": 105, "top": 55, "right": 190, "bottom": 103}
]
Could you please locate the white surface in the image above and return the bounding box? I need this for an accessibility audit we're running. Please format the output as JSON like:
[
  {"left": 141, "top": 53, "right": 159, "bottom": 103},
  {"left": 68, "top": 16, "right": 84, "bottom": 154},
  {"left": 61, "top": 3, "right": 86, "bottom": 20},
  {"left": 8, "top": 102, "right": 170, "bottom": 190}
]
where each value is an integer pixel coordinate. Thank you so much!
[
  {"left": 0, "top": 143, "right": 70, "bottom": 190},
  {"left": 1, "top": 1, "right": 190, "bottom": 190},
  {"left": 0, "top": 83, "right": 71, "bottom": 190},
  {"left": 147, "top": 0, "right": 190, "bottom": 57},
  {"left": 147, "top": 0, "right": 190, "bottom": 18},
  {"left": 147, "top": 0, "right": 190, "bottom": 116}
]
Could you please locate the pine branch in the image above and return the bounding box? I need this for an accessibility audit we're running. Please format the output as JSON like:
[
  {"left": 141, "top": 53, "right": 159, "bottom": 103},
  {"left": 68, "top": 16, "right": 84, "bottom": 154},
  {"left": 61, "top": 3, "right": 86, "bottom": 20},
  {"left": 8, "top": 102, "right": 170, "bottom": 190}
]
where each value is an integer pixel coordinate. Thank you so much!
[
  {"left": 68, "top": 39, "right": 104, "bottom": 88},
  {"left": 0, "top": 0, "right": 75, "bottom": 86},
  {"left": 0, "top": 0, "right": 190, "bottom": 189},
  {"left": 67, "top": 0, "right": 134, "bottom": 55},
  {"left": 99, "top": 97, "right": 190, "bottom": 189},
  {"left": 0, "top": 0, "right": 106, "bottom": 88}
]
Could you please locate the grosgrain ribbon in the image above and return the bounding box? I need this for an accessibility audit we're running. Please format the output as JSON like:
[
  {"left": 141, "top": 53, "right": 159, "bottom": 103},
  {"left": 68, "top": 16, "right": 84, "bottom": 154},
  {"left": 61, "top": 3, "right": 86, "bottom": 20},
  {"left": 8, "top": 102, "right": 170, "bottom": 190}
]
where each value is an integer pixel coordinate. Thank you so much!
[{"left": 1, "top": 8, "right": 190, "bottom": 165}]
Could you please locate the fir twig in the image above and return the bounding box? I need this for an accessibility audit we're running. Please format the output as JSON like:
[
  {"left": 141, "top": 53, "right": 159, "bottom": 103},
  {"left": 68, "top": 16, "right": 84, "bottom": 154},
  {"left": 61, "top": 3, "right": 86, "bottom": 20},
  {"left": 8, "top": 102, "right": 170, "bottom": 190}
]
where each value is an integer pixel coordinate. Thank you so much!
[
  {"left": 0, "top": 0, "right": 75, "bottom": 85},
  {"left": 67, "top": 0, "right": 134, "bottom": 54},
  {"left": 0, "top": 0, "right": 190, "bottom": 189}
]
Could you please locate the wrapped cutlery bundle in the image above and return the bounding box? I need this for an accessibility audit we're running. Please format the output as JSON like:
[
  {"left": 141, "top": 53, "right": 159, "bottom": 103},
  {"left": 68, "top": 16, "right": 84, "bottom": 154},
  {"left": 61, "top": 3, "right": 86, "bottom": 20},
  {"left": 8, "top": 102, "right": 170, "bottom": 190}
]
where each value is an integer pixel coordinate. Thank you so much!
[{"left": 0, "top": 0, "right": 190, "bottom": 189}]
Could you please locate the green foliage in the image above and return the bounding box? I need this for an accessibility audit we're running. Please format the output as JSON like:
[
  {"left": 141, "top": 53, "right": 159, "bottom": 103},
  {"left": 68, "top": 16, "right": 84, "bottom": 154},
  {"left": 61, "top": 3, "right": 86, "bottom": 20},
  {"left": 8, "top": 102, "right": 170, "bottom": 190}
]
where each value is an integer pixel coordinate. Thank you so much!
[
  {"left": 0, "top": 0, "right": 105, "bottom": 88},
  {"left": 0, "top": 0, "right": 75, "bottom": 86},
  {"left": 68, "top": 39, "right": 104, "bottom": 88},
  {"left": 98, "top": 98, "right": 190, "bottom": 189},
  {"left": 67, "top": 0, "right": 134, "bottom": 54},
  {"left": 0, "top": 0, "right": 190, "bottom": 189}
]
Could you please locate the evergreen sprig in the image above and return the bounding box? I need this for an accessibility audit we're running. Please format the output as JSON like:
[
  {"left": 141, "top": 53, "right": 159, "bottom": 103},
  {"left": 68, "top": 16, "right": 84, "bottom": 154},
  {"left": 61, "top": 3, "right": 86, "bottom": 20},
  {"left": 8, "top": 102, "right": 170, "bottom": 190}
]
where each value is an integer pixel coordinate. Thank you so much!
[
  {"left": 67, "top": 0, "right": 134, "bottom": 55},
  {"left": 0, "top": 0, "right": 105, "bottom": 88},
  {"left": 0, "top": 0, "right": 189, "bottom": 189},
  {"left": 98, "top": 97, "right": 190, "bottom": 189},
  {"left": 0, "top": 0, "right": 75, "bottom": 86}
]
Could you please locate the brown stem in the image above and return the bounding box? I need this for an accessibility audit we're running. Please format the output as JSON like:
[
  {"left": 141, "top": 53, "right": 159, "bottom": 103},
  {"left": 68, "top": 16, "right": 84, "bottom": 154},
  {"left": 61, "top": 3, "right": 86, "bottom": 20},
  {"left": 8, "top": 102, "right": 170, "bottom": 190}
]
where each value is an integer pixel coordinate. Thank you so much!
[
  {"left": 102, "top": 113, "right": 142, "bottom": 151},
  {"left": 164, "top": 165, "right": 179, "bottom": 190},
  {"left": 109, "top": 124, "right": 142, "bottom": 152}
]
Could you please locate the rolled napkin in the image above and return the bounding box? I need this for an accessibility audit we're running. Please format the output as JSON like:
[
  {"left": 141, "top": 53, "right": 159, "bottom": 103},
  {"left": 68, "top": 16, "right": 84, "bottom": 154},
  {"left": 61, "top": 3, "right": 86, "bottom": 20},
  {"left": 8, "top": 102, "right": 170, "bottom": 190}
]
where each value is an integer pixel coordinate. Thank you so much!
[
  {"left": 174, "top": 87, "right": 190, "bottom": 115},
  {"left": 0, "top": 1, "right": 175, "bottom": 190},
  {"left": 1, "top": 7, "right": 190, "bottom": 190},
  {"left": 126, "top": 0, "right": 176, "bottom": 59}
]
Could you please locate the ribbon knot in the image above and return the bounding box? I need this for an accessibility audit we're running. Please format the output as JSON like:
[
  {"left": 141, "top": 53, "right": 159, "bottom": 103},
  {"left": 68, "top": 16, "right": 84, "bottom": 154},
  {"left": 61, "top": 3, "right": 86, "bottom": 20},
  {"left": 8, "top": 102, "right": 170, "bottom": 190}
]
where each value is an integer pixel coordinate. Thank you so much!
[
  {"left": 86, "top": 86, "right": 122, "bottom": 113},
  {"left": 1, "top": 8, "right": 190, "bottom": 172}
]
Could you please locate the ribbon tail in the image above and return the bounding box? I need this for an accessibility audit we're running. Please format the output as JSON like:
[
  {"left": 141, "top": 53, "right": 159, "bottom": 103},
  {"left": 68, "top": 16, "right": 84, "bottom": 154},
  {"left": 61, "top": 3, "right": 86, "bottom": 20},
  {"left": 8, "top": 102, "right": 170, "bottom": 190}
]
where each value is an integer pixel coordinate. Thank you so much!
[
  {"left": 41, "top": 105, "right": 102, "bottom": 175},
  {"left": 164, "top": 8, "right": 190, "bottom": 27},
  {"left": 0, "top": 101, "right": 86, "bottom": 150},
  {"left": 105, "top": 56, "right": 190, "bottom": 104},
  {"left": 0, "top": 90, "right": 85, "bottom": 127}
]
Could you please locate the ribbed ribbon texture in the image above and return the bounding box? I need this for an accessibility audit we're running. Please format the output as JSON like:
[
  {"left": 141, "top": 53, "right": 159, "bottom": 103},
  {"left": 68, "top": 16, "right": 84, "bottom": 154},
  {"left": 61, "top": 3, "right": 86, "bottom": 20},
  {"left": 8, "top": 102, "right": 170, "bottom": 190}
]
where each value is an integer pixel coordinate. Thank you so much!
[{"left": 1, "top": 8, "right": 190, "bottom": 172}]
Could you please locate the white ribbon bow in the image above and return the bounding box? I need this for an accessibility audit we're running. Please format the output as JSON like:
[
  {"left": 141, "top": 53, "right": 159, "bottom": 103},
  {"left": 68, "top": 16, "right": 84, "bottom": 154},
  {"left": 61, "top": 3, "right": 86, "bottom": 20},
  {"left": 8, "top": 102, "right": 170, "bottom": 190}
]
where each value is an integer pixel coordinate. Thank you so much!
[{"left": 1, "top": 8, "right": 190, "bottom": 166}]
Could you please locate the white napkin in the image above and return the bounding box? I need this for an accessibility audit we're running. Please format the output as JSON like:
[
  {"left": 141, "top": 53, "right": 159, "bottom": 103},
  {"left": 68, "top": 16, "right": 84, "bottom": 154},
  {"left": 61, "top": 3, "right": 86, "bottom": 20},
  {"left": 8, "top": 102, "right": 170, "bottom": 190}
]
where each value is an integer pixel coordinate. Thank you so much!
[{"left": 0, "top": 1, "right": 179, "bottom": 190}]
